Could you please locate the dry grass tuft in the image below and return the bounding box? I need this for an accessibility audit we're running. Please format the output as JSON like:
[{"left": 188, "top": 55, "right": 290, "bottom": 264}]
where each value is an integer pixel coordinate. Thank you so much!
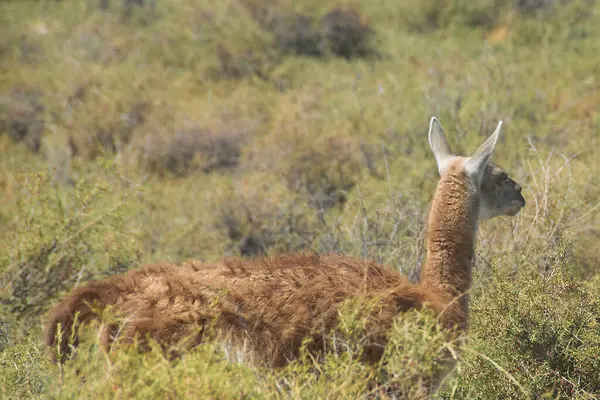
[
  {"left": 0, "top": 86, "right": 45, "bottom": 153},
  {"left": 143, "top": 126, "right": 247, "bottom": 177},
  {"left": 319, "top": 7, "right": 375, "bottom": 60}
]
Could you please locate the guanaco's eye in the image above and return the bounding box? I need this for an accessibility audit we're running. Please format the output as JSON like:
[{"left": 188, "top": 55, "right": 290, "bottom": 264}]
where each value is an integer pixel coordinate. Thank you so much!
[{"left": 496, "top": 172, "right": 507, "bottom": 184}]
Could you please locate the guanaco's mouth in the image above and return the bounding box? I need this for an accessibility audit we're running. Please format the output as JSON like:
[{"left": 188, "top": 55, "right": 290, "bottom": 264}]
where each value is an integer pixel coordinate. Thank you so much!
[{"left": 504, "top": 200, "right": 525, "bottom": 216}]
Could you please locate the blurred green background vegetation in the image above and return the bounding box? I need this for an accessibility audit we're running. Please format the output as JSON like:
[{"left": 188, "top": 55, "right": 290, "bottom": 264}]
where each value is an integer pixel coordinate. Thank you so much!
[{"left": 0, "top": 0, "right": 599, "bottom": 398}]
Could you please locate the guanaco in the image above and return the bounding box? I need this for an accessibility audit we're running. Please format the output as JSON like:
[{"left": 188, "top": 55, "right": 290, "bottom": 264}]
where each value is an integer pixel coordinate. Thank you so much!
[{"left": 45, "top": 117, "right": 525, "bottom": 395}]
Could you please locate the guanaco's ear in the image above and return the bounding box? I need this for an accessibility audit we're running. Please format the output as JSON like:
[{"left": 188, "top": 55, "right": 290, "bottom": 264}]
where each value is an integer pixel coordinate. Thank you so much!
[
  {"left": 465, "top": 121, "right": 502, "bottom": 184},
  {"left": 428, "top": 117, "right": 454, "bottom": 175}
]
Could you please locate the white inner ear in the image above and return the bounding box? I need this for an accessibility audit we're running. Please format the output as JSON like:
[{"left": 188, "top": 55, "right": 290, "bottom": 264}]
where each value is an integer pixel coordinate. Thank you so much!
[
  {"left": 464, "top": 156, "right": 487, "bottom": 184},
  {"left": 428, "top": 117, "right": 455, "bottom": 176},
  {"left": 465, "top": 121, "right": 502, "bottom": 183}
]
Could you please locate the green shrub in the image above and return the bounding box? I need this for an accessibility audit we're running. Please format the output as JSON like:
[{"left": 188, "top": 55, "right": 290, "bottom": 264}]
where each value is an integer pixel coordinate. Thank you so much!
[
  {"left": 0, "top": 331, "right": 52, "bottom": 399},
  {"left": 210, "top": 176, "right": 323, "bottom": 256},
  {"left": 445, "top": 238, "right": 600, "bottom": 399},
  {"left": 0, "top": 162, "right": 143, "bottom": 327}
]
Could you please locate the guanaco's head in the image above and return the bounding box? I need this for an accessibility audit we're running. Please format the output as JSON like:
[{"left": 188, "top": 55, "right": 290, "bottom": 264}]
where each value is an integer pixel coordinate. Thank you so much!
[{"left": 428, "top": 117, "right": 525, "bottom": 220}]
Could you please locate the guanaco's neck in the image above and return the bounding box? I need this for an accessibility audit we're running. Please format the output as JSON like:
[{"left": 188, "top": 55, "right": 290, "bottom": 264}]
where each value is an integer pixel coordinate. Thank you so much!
[{"left": 420, "top": 162, "right": 480, "bottom": 306}]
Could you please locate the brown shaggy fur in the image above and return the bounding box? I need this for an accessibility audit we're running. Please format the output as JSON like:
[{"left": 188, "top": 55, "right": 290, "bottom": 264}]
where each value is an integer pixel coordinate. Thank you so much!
[
  {"left": 45, "top": 254, "right": 443, "bottom": 366},
  {"left": 44, "top": 118, "right": 523, "bottom": 396}
]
